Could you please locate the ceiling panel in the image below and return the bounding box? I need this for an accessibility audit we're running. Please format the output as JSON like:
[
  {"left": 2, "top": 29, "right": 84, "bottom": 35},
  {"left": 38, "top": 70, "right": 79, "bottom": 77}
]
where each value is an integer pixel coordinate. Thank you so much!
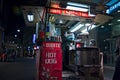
[
  {"left": 50, "top": 0, "right": 110, "bottom": 5},
  {"left": 20, "top": 0, "right": 111, "bottom": 34}
]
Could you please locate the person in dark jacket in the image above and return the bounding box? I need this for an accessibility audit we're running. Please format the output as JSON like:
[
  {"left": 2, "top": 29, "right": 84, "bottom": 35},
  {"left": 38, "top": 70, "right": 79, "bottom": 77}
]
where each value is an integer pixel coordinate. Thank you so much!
[{"left": 113, "top": 46, "right": 120, "bottom": 80}]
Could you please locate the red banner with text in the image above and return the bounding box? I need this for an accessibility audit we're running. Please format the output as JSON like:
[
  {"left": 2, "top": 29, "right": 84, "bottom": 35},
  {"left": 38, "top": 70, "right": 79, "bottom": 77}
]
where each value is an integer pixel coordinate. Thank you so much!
[{"left": 39, "top": 42, "right": 62, "bottom": 80}]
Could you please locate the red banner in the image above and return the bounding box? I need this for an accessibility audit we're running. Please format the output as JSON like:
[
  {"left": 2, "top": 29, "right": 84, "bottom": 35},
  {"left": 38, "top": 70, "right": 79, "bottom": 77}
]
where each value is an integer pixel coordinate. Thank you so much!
[
  {"left": 49, "top": 8, "right": 89, "bottom": 18},
  {"left": 39, "top": 42, "right": 62, "bottom": 80}
]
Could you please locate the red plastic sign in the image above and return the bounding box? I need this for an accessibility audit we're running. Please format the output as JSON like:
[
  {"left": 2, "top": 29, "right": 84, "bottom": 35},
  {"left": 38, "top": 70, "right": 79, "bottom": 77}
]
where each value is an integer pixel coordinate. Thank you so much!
[
  {"left": 39, "top": 42, "right": 62, "bottom": 80},
  {"left": 49, "top": 8, "right": 89, "bottom": 18}
]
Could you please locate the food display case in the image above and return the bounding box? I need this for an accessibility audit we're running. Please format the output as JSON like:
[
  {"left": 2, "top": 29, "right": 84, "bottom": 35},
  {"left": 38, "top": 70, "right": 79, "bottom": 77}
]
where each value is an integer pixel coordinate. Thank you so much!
[
  {"left": 68, "top": 47, "right": 103, "bottom": 80},
  {"left": 76, "top": 47, "right": 100, "bottom": 66}
]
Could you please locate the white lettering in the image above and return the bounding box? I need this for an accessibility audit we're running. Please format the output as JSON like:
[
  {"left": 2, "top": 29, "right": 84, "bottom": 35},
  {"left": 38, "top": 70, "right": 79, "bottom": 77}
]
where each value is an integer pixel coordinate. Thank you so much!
[
  {"left": 46, "top": 52, "right": 56, "bottom": 58},
  {"left": 45, "top": 59, "right": 57, "bottom": 64},
  {"left": 45, "top": 43, "right": 60, "bottom": 48},
  {"left": 45, "top": 52, "right": 57, "bottom": 64}
]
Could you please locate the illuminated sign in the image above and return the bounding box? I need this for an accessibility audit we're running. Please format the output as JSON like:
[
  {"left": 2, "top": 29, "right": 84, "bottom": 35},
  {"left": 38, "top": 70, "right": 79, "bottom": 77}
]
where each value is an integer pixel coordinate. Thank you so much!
[
  {"left": 49, "top": 2, "right": 90, "bottom": 17},
  {"left": 106, "top": 1, "right": 120, "bottom": 14},
  {"left": 106, "top": 0, "right": 119, "bottom": 6},
  {"left": 33, "top": 34, "right": 36, "bottom": 44},
  {"left": 49, "top": 8, "right": 89, "bottom": 18},
  {"left": 39, "top": 42, "right": 62, "bottom": 80}
]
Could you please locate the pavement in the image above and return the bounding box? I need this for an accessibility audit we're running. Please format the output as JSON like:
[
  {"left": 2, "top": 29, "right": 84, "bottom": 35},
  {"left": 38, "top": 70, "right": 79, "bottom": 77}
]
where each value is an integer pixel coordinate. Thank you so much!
[
  {"left": 104, "top": 66, "right": 114, "bottom": 80},
  {"left": 0, "top": 57, "right": 36, "bottom": 80},
  {"left": 62, "top": 67, "right": 114, "bottom": 80},
  {"left": 0, "top": 57, "right": 115, "bottom": 80}
]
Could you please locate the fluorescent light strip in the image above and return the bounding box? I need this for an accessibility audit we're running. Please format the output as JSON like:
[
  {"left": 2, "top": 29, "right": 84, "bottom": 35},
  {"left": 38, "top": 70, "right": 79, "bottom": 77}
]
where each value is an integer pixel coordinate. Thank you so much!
[
  {"left": 118, "top": 10, "right": 120, "bottom": 12},
  {"left": 81, "top": 28, "right": 87, "bottom": 33},
  {"left": 81, "top": 24, "right": 96, "bottom": 33},
  {"left": 117, "top": 19, "right": 120, "bottom": 21},
  {"left": 85, "top": 23, "right": 91, "bottom": 26},
  {"left": 66, "top": 6, "right": 88, "bottom": 12},
  {"left": 67, "top": 2, "right": 89, "bottom": 8},
  {"left": 70, "top": 23, "right": 84, "bottom": 32},
  {"left": 89, "top": 13, "right": 96, "bottom": 17}
]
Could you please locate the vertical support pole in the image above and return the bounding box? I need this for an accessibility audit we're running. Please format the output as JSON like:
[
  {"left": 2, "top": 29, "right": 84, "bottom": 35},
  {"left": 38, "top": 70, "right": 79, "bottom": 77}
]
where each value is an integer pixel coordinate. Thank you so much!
[
  {"left": 100, "top": 52, "right": 104, "bottom": 80},
  {"left": 36, "top": 22, "right": 39, "bottom": 39}
]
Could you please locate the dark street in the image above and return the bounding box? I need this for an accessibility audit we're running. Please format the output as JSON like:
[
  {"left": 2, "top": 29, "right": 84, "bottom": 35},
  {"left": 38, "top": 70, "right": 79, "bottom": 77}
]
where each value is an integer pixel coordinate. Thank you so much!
[
  {"left": 0, "top": 57, "right": 36, "bottom": 80},
  {"left": 0, "top": 57, "right": 114, "bottom": 80}
]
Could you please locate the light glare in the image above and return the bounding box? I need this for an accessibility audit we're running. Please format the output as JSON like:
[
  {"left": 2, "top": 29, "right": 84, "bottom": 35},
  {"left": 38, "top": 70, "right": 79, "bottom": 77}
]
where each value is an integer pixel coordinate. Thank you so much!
[
  {"left": 17, "top": 29, "right": 20, "bottom": 32},
  {"left": 67, "top": 2, "right": 89, "bottom": 8},
  {"left": 66, "top": 6, "right": 88, "bottom": 12}
]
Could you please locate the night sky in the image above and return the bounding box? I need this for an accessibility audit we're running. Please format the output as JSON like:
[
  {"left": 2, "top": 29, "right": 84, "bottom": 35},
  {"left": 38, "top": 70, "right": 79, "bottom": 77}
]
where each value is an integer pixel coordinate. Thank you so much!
[
  {"left": 2, "top": 0, "right": 47, "bottom": 40},
  {"left": 3, "top": 0, "right": 25, "bottom": 39}
]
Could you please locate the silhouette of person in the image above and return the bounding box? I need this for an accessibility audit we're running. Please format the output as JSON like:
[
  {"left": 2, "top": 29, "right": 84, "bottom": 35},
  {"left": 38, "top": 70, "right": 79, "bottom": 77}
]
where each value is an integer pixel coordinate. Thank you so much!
[{"left": 113, "top": 42, "right": 120, "bottom": 80}]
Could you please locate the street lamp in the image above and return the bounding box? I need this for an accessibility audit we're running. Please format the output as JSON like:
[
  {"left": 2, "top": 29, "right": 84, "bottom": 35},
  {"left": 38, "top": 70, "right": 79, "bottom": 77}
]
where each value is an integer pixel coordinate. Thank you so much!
[
  {"left": 27, "top": 10, "right": 34, "bottom": 22},
  {"left": 15, "top": 34, "right": 17, "bottom": 37},
  {"left": 17, "top": 29, "right": 20, "bottom": 32}
]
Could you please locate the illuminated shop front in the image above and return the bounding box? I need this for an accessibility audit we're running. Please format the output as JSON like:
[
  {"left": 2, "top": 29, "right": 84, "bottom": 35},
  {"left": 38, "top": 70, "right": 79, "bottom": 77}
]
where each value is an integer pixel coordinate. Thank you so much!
[{"left": 97, "top": 0, "right": 120, "bottom": 66}]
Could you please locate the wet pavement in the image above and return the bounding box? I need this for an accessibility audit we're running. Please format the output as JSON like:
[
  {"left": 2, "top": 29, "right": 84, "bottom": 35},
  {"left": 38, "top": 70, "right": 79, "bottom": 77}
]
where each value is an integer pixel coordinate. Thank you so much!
[{"left": 0, "top": 57, "right": 114, "bottom": 80}]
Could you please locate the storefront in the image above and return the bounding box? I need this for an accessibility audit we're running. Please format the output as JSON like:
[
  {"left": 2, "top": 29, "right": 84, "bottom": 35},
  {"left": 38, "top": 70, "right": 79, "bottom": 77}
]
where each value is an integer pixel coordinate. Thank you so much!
[{"left": 97, "top": 1, "right": 120, "bottom": 66}]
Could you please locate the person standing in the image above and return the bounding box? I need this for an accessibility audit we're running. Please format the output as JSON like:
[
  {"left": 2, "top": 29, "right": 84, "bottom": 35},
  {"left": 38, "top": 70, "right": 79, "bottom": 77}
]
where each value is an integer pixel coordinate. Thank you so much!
[{"left": 113, "top": 43, "right": 120, "bottom": 80}]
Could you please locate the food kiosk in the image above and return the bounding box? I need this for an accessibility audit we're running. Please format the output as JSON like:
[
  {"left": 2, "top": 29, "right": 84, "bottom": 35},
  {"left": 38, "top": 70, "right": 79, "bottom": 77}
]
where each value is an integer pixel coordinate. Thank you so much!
[{"left": 68, "top": 46, "right": 103, "bottom": 80}]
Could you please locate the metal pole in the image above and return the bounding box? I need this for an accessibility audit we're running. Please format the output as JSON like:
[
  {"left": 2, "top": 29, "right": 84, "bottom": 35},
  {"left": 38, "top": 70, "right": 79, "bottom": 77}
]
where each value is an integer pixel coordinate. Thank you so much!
[{"left": 36, "top": 22, "right": 39, "bottom": 39}]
